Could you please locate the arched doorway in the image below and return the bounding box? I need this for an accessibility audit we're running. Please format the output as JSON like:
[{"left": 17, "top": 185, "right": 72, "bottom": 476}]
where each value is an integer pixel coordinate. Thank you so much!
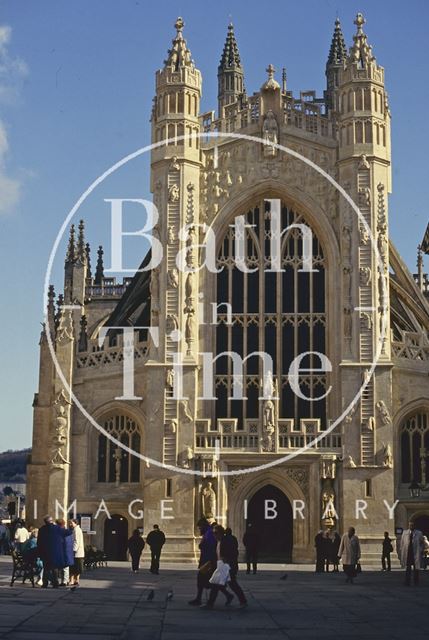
[
  {"left": 104, "top": 515, "right": 128, "bottom": 560},
  {"left": 246, "top": 484, "right": 293, "bottom": 562},
  {"left": 413, "top": 514, "right": 429, "bottom": 537}
]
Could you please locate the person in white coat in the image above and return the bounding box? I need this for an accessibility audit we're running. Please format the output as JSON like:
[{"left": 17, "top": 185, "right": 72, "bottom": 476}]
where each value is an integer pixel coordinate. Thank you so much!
[
  {"left": 69, "top": 519, "right": 85, "bottom": 587},
  {"left": 338, "top": 527, "right": 361, "bottom": 584},
  {"left": 400, "top": 520, "right": 424, "bottom": 586}
]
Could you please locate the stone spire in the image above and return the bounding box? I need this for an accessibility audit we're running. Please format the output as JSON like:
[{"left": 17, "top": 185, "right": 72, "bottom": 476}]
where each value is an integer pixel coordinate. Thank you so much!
[
  {"left": 46, "top": 284, "right": 56, "bottom": 340},
  {"left": 65, "top": 224, "right": 76, "bottom": 264},
  {"left": 95, "top": 245, "right": 104, "bottom": 285},
  {"left": 261, "top": 64, "right": 280, "bottom": 92},
  {"left": 164, "top": 17, "right": 194, "bottom": 70},
  {"left": 348, "top": 13, "right": 375, "bottom": 67},
  {"left": 76, "top": 219, "right": 87, "bottom": 265},
  {"left": 85, "top": 242, "right": 92, "bottom": 278},
  {"left": 218, "top": 22, "right": 245, "bottom": 115},
  {"left": 327, "top": 18, "right": 347, "bottom": 67},
  {"left": 325, "top": 18, "right": 347, "bottom": 112}
]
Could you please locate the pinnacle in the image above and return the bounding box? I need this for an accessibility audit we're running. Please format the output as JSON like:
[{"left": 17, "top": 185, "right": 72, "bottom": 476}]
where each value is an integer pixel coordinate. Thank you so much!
[
  {"left": 219, "top": 22, "right": 242, "bottom": 69},
  {"left": 327, "top": 17, "right": 347, "bottom": 67}
]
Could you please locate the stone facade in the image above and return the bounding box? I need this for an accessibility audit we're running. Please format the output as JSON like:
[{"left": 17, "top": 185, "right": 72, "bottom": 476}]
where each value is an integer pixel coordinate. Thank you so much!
[{"left": 27, "top": 15, "right": 429, "bottom": 563}]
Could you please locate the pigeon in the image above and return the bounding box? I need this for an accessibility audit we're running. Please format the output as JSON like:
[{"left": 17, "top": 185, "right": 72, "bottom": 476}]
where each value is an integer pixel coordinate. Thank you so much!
[
  {"left": 147, "top": 589, "right": 154, "bottom": 601},
  {"left": 166, "top": 590, "right": 174, "bottom": 601},
  {"left": 280, "top": 573, "right": 288, "bottom": 580}
]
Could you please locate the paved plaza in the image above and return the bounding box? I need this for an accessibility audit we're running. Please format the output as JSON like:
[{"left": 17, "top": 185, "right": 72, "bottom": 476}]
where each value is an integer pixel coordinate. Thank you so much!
[{"left": 0, "top": 556, "right": 427, "bottom": 639}]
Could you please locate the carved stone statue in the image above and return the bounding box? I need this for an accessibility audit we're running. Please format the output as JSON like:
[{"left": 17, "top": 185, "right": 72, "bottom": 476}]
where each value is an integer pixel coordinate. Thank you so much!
[
  {"left": 376, "top": 400, "right": 391, "bottom": 425},
  {"left": 321, "top": 489, "right": 336, "bottom": 522},
  {"left": 262, "top": 110, "right": 278, "bottom": 157},
  {"left": 344, "top": 306, "right": 352, "bottom": 338},
  {"left": 113, "top": 447, "right": 122, "bottom": 487},
  {"left": 167, "top": 226, "right": 175, "bottom": 244},
  {"left": 166, "top": 368, "right": 174, "bottom": 389},
  {"left": 150, "top": 269, "right": 160, "bottom": 314},
  {"left": 168, "top": 184, "right": 180, "bottom": 202},
  {"left": 168, "top": 268, "right": 179, "bottom": 288},
  {"left": 179, "top": 399, "right": 193, "bottom": 423},
  {"left": 263, "top": 399, "right": 275, "bottom": 431},
  {"left": 382, "top": 442, "right": 393, "bottom": 468},
  {"left": 360, "top": 266, "right": 371, "bottom": 286},
  {"left": 202, "top": 481, "right": 217, "bottom": 521}
]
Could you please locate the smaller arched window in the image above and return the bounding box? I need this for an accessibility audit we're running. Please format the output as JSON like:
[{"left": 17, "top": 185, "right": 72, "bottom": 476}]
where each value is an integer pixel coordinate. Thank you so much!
[
  {"left": 400, "top": 411, "right": 429, "bottom": 483},
  {"left": 98, "top": 415, "right": 141, "bottom": 483}
]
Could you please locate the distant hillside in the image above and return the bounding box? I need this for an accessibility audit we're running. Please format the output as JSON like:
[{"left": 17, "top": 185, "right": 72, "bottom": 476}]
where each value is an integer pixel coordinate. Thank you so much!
[{"left": 0, "top": 449, "right": 30, "bottom": 483}]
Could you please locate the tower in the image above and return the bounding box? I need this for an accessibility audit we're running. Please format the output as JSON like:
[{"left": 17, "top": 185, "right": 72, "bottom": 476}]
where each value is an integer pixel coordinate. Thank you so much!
[
  {"left": 217, "top": 23, "right": 245, "bottom": 116},
  {"left": 148, "top": 18, "right": 203, "bottom": 557},
  {"left": 337, "top": 14, "right": 394, "bottom": 541},
  {"left": 325, "top": 18, "right": 347, "bottom": 112}
]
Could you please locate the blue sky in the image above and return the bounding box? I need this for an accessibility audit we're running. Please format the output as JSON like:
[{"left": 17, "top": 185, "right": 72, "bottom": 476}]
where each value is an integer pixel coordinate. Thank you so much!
[{"left": 0, "top": 0, "right": 428, "bottom": 451}]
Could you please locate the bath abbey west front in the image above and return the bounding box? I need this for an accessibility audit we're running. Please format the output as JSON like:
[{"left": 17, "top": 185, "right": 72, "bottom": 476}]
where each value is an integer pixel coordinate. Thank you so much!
[{"left": 27, "top": 15, "right": 429, "bottom": 563}]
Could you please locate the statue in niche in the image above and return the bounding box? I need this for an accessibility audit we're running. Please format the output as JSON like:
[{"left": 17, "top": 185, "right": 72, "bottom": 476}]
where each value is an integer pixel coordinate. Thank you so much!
[
  {"left": 358, "top": 154, "right": 370, "bottom": 170},
  {"left": 179, "top": 399, "right": 193, "bottom": 423},
  {"left": 262, "top": 110, "right": 278, "bottom": 157},
  {"left": 113, "top": 447, "right": 122, "bottom": 487},
  {"left": 360, "top": 266, "right": 371, "bottom": 286},
  {"left": 321, "top": 487, "right": 336, "bottom": 523},
  {"left": 376, "top": 400, "right": 391, "bottom": 425},
  {"left": 50, "top": 392, "right": 71, "bottom": 470},
  {"left": 359, "top": 224, "right": 370, "bottom": 245},
  {"left": 168, "top": 184, "right": 180, "bottom": 202},
  {"left": 170, "top": 155, "right": 180, "bottom": 171},
  {"left": 168, "top": 268, "right": 179, "bottom": 289},
  {"left": 361, "top": 312, "right": 373, "bottom": 331},
  {"left": 342, "top": 226, "right": 352, "bottom": 266},
  {"left": 382, "top": 443, "right": 393, "bottom": 468},
  {"left": 166, "top": 368, "right": 174, "bottom": 389},
  {"left": 167, "top": 226, "right": 175, "bottom": 244},
  {"left": 364, "top": 416, "right": 375, "bottom": 432},
  {"left": 202, "top": 481, "right": 217, "bottom": 521}
]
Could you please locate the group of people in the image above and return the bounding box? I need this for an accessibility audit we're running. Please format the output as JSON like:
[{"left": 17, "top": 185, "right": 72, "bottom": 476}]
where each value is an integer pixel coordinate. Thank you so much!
[
  {"left": 315, "top": 521, "right": 429, "bottom": 586},
  {"left": 314, "top": 529, "right": 342, "bottom": 573},
  {"left": 188, "top": 519, "right": 248, "bottom": 609},
  {"left": 127, "top": 524, "right": 166, "bottom": 574},
  {"left": 3, "top": 515, "right": 85, "bottom": 588}
]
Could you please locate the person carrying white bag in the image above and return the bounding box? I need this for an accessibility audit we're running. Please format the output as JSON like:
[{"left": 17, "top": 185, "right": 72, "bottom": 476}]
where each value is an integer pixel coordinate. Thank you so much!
[{"left": 201, "top": 527, "right": 235, "bottom": 609}]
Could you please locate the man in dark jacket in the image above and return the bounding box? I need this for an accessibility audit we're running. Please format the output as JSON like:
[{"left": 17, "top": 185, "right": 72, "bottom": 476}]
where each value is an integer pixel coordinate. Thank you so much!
[
  {"left": 146, "top": 524, "right": 166, "bottom": 574},
  {"left": 381, "top": 531, "right": 394, "bottom": 571},
  {"left": 37, "top": 515, "right": 73, "bottom": 588},
  {"left": 243, "top": 523, "right": 259, "bottom": 574}
]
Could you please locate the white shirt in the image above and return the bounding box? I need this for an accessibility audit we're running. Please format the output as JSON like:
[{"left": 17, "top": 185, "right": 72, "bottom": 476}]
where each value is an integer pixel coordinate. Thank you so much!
[
  {"left": 72, "top": 525, "right": 85, "bottom": 558},
  {"left": 14, "top": 527, "right": 29, "bottom": 544}
]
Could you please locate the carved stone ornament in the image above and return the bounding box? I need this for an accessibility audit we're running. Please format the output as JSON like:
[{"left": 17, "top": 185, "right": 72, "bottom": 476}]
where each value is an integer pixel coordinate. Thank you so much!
[
  {"left": 201, "top": 481, "right": 217, "bottom": 521},
  {"left": 168, "top": 184, "right": 180, "bottom": 202},
  {"left": 376, "top": 400, "right": 391, "bottom": 425}
]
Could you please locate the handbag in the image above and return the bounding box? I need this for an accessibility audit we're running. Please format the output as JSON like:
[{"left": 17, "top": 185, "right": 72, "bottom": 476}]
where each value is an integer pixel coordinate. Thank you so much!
[{"left": 198, "top": 561, "right": 213, "bottom": 577}]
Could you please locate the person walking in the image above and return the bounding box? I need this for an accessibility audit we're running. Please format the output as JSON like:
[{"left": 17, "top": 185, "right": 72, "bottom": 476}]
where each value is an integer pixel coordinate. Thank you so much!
[
  {"left": 202, "top": 525, "right": 237, "bottom": 610},
  {"left": 400, "top": 520, "right": 424, "bottom": 586},
  {"left": 188, "top": 519, "right": 217, "bottom": 606},
  {"left": 330, "top": 530, "right": 341, "bottom": 572},
  {"left": 146, "top": 524, "right": 165, "bottom": 574},
  {"left": 338, "top": 527, "right": 361, "bottom": 584},
  {"left": 243, "top": 523, "right": 259, "bottom": 575},
  {"left": 127, "top": 529, "right": 145, "bottom": 573},
  {"left": 381, "top": 531, "right": 394, "bottom": 571},
  {"left": 37, "top": 515, "right": 72, "bottom": 588},
  {"left": 422, "top": 535, "right": 429, "bottom": 570},
  {"left": 314, "top": 530, "right": 324, "bottom": 573},
  {"left": 69, "top": 519, "right": 85, "bottom": 587}
]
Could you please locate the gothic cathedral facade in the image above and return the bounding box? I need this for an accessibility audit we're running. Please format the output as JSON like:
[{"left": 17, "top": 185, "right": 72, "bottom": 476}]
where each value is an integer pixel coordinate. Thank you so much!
[{"left": 27, "top": 15, "right": 429, "bottom": 562}]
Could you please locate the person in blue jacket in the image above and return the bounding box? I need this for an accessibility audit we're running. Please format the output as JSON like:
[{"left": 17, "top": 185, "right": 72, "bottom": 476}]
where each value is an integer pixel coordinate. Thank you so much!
[
  {"left": 56, "top": 518, "right": 74, "bottom": 585},
  {"left": 37, "top": 515, "right": 73, "bottom": 588}
]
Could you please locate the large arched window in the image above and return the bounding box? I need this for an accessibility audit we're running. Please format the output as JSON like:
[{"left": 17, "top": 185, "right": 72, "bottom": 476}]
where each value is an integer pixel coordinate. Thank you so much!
[
  {"left": 97, "top": 415, "right": 141, "bottom": 483},
  {"left": 214, "top": 198, "right": 326, "bottom": 429},
  {"left": 401, "top": 411, "right": 429, "bottom": 483}
]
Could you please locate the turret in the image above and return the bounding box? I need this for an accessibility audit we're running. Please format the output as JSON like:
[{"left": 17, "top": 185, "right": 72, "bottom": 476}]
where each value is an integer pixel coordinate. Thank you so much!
[
  {"left": 217, "top": 23, "right": 245, "bottom": 116},
  {"left": 151, "top": 17, "right": 201, "bottom": 165}
]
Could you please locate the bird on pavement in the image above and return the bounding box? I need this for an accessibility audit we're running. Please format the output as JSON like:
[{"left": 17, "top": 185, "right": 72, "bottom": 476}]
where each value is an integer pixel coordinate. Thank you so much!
[
  {"left": 166, "top": 590, "right": 174, "bottom": 601},
  {"left": 147, "top": 589, "right": 154, "bottom": 601}
]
